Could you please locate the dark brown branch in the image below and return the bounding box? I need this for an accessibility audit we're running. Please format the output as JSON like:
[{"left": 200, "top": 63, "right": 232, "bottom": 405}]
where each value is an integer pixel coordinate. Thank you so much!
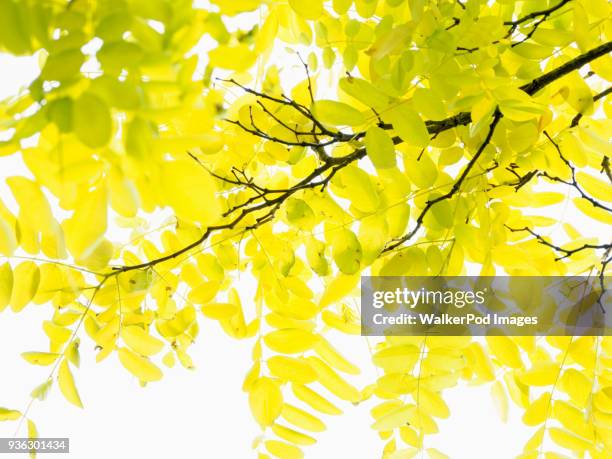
[
  {"left": 504, "top": 0, "right": 572, "bottom": 39},
  {"left": 601, "top": 157, "right": 612, "bottom": 184},
  {"left": 456, "top": 0, "right": 573, "bottom": 54},
  {"left": 446, "top": 17, "right": 461, "bottom": 31},
  {"left": 111, "top": 43, "right": 612, "bottom": 273},
  {"left": 383, "top": 111, "right": 503, "bottom": 253},
  {"left": 542, "top": 131, "right": 612, "bottom": 213},
  {"left": 506, "top": 226, "right": 612, "bottom": 261},
  {"left": 521, "top": 41, "right": 612, "bottom": 95}
]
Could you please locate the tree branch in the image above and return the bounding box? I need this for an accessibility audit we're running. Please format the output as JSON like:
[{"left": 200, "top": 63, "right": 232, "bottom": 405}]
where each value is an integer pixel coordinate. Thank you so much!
[
  {"left": 383, "top": 111, "right": 502, "bottom": 253},
  {"left": 506, "top": 226, "right": 612, "bottom": 261},
  {"left": 541, "top": 131, "right": 612, "bottom": 213},
  {"left": 570, "top": 85, "right": 612, "bottom": 127},
  {"left": 504, "top": 0, "right": 573, "bottom": 39},
  {"left": 109, "top": 42, "right": 612, "bottom": 273}
]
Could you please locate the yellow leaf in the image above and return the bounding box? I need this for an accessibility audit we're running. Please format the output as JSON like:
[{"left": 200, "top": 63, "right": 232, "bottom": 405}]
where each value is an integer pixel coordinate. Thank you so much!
[
  {"left": 264, "top": 329, "right": 319, "bottom": 354},
  {"left": 562, "top": 73, "right": 593, "bottom": 115},
  {"left": 27, "top": 418, "right": 37, "bottom": 459},
  {"left": 367, "top": 24, "right": 412, "bottom": 60},
  {"left": 0, "top": 262, "right": 13, "bottom": 312},
  {"left": 486, "top": 335, "right": 523, "bottom": 369},
  {"left": 162, "top": 351, "right": 175, "bottom": 368},
  {"left": 383, "top": 104, "right": 429, "bottom": 148},
  {"left": 201, "top": 302, "right": 239, "bottom": 320},
  {"left": 404, "top": 153, "right": 438, "bottom": 189},
  {"left": 388, "top": 448, "right": 419, "bottom": 459},
  {"left": 289, "top": 0, "right": 322, "bottom": 20},
  {"left": 427, "top": 448, "right": 450, "bottom": 459},
  {"left": 593, "top": 390, "right": 612, "bottom": 413},
  {"left": 63, "top": 186, "right": 107, "bottom": 259},
  {"left": 10, "top": 262, "right": 40, "bottom": 312},
  {"left": 272, "top": 424, "right": 316, "bottom": 446},
  {"left": 418, "top": 388, "right": 450, "bottom": 419},
  {"left": 313, "top": 336, "right": 360, "bottom": 375},
  {"left": 331, "top": 229, "right": 362, "bottom": 274},
  {"left": 558, "top": 368, "right": 591, "bottom": 408},
  {"left": 373, "top": 345, "right": 420, "bottom": 373},
  {"left": 188, "top": 280, "right": 221, "bottom": 304},
  {"left": 42, "top": 49, "right": 84, "bottom": 82},
  {"left": 365, "top": 126, "right": 396, "bottom": 169},
  {"left": 491, "top": 381, "right": 508, "bottom": 423},
  {"left": 593, "top": 409, "right": 612, "bottom": 428},
  {"left": 152, "top": 134, "right": 223, "bottom": 156},
  {"left": 249, "top": 377, "right": 283, "bottom": 427},
  {"left": 339, "top": 77, "right": 390, "bottom": 111},
  {"left": 281, "top": 403, "right": 326, "bottom": 432},
  {"left": 7, "top": 177, "right": 54, "bottom": 234},
  {"left": 267, "top": 356, "right": 317, "bottom": 384},
  {"left": 0, "top": 212, "right": 17, "bottom": 256},
  {"left": 553, "top": 400, "right": 592, "bottom": 439},
  {"left": 523, "top": 392, "right": 551, "bottom": 426},
  {"left": 117, "top": 347, "right": 163, "bottom": 382},
  {"left": 58, "top": 359, "right": 83, "bottom": 408},
  {"left": 121, "top": 326, "right": 164, "bottom": 356},
  {"left": 43, "top": 322, "right": 72, "bottom": 350},
  {"left": 108, "top": 167, "right": 139, "bottom": 217},
  {"left": 21, "top": 352, "right": 60, "bottom": 366},
  {"left": 306, "top": 356, "right": 360, "bottom": 402},
  {"left": 573, "top": 197, "right": 612, "bottom": 224},
  {"left": 255, "top": 11, "right": 279, "bottom": 54},
  {"left": 160, "top": 160, "right": 221, "bottom": 225},
  {"left": 0, "top": 407, "right": 21, "bottom": 421},
  {"left": 508, "top": 122, "right": 539, "bottom": 153},
  {"left": 292, "top": 384, "right": 342, "bottom": 415},
  {"left": 285, "top": 198, "right": 316, "bottom": 230},
  {"left": 371, "top": 403, "right": 412, "bottom": 431},
  {"left": 576, "top": 172, "right": 612, "bottom": 202},
  {"left": 0, "top": 0, "right": 30, "bottom": 54},
  {"left": 549, "top": 427, "right": 591, "bottom": 453},
  {"left": 518, "top": 362, "right": 559, "bottom": 386},
  {"left": 73, "top": 92, "right": 112, "bottom": 148},
  {"left": 265, "top": 439, "right": 303, "bottom": 459},
  {"left": 312, "top": 100, "right": 366, "bottom": 127},
  {"left": 496, "top": 87, "right": 545, "bottom": 121},
  {"left": 209, "top": 44, "right": 256, "bottom": 71},
  {"left": 413, "top": 88, "right": 446, "bottom": 121}
]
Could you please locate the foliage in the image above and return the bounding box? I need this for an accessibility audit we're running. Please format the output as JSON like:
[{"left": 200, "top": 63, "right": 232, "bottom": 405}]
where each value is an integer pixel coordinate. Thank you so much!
[{"left": 0, "top": 0, "right": 611, "bottom": 457}]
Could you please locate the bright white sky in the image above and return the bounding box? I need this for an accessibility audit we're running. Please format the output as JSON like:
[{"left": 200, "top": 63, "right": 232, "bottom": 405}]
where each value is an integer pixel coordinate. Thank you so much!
[{"left": 0, "top": 10, "right": 602, "bottom": 458}]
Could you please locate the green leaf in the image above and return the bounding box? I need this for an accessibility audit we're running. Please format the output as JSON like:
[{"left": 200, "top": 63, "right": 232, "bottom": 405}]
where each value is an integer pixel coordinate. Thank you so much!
[
  {"left": 289, "top": 0, "right": 323, "bottom": 19},
  {"left": 331, "top": 229, "right": 362, "bottom": 274},
  {"left": 0, "top": 0, "right": 30, "bottom": 55},
  {"left": 339, "top": 77, "right": 389, "bottom": 110},
  {"left": 31, "top": 380, "right": 53, "bottom": 401},
  {"left": 98, "top": 41, "right": 144, "bottom": 71},
  {"left": 412, "top": 88, "right": 446, "bottom": 121},
  {"left": 41, "top": 49, "right": 84, "bottom": 81},
  {"left": 47, "top": 97, "right": 74, "bottom": 132},
  {"left": 286, "top": 198, "right": 316, "bottom": 230},
  {"left": 312, "top": 100, "right": 366, "bottom": 126},
  {"left": 0, "top": 407, "right": 21, "bottom": 421},
  {"left": 73, "top": 93, "right": 112, "bottom": 148},
  {"left": 383, "top": 104, "right": 429, "bottom": 147},
  {"left": 365, "top": 126, "right": 396, "bottom": 169}
]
